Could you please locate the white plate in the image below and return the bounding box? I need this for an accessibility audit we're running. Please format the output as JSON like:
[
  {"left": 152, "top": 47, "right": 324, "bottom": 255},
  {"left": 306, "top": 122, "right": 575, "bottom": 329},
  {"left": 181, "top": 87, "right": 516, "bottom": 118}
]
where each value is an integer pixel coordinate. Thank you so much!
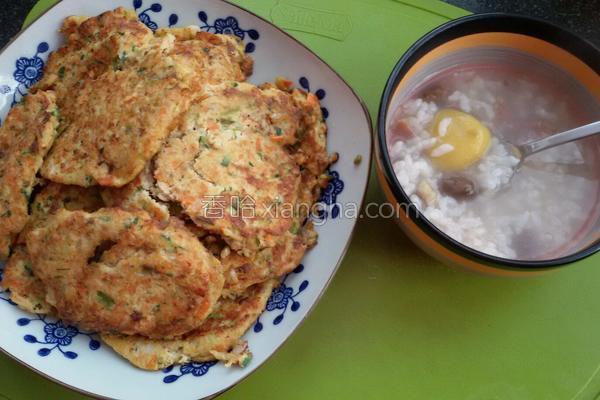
[{"left": 0, "top": 0, "right": 372, "bottom": 398}]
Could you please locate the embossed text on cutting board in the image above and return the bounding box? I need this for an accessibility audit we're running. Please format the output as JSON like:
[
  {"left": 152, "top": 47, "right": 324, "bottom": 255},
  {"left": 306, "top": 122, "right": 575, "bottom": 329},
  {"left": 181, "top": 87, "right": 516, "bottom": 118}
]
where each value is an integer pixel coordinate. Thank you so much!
[{"left": 270, "top": 2, "right": 352, "bottom": 41}]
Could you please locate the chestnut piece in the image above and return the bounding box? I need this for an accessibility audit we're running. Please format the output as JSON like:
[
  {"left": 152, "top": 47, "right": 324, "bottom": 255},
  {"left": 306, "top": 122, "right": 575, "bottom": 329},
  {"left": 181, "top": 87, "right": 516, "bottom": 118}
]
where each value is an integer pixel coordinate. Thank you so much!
[{"left": 439, "top": 176, "right": 477, "bottom": 200}]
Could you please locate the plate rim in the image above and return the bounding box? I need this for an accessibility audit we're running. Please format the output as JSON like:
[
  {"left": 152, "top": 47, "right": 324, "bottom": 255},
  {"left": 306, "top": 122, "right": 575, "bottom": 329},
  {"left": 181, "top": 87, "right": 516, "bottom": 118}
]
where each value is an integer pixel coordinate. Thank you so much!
[{"left": 0, "top": 0, "right": 374, "bottom": 398}]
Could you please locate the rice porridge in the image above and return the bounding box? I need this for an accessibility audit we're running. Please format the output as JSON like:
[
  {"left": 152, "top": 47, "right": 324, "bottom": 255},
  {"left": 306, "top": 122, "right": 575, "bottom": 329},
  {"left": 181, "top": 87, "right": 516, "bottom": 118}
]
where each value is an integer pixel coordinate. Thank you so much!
[{"left": 387, "top": 68, "right": 600, "bottom": 260}]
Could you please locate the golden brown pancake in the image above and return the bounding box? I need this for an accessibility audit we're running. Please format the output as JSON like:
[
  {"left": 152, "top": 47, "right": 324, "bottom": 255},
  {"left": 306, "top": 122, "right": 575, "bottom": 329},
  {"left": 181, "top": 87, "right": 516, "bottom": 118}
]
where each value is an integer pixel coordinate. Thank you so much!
[
  {"left": 155, "top": 27, "right": 253, "bottom": 90},
  {"left": 101, "top": 164, "right": 169, "bottom": 223},
  {"left": 2, "top": 246, "right": 50, "bottom": 313},
  {"left": 26, "top": 208, "right": 224, "bottom": 338},
  {"left": 39, "top": 37, "right": 192, "bottom": 187},
  {"left": 154, "top": 82, "right": 304, "bottom": 258},
  {"left": 102, "top": 279, "right": 276, "bottom": 370},
  {"left": 265, "top": 78, "right": 333, "bottom": 214},
  {"left": 35, "top": 8, "right": 154, "bottom": 104},
  {"left": 1, "top": 183, "right": 104, "bottom": 313},
  {"left": 0, "top": 91, "right": 59, "bottom": 259},
  {"left": 39, "top": 14, "right": 252, "bottom": 188},
  {"left": 218, "top": 222, "right": 317, "bottom": 297},
  {"left": 153, "top": 81, "right": 330, "bottom": 297}
]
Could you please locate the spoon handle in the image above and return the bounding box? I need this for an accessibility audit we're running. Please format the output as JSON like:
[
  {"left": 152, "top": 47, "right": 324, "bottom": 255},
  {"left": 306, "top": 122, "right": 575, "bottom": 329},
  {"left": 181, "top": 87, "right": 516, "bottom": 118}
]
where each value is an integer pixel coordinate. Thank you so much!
[{"left": 518, "top": 120, "right": 600, "bottom": 158}]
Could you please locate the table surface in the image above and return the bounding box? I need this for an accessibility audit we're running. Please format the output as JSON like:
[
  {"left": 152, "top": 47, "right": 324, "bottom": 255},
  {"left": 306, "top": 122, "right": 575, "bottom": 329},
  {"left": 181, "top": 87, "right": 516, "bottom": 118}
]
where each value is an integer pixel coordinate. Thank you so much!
[{"left": 1, "top": 1, "right": 600, "bottom": 400}]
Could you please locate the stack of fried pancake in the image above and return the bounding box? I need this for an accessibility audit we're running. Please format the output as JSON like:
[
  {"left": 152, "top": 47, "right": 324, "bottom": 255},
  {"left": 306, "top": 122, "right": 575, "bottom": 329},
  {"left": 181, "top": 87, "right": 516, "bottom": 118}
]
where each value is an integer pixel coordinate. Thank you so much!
[{"left": 0, "top": 8, "right": 333, "bottom": 370}]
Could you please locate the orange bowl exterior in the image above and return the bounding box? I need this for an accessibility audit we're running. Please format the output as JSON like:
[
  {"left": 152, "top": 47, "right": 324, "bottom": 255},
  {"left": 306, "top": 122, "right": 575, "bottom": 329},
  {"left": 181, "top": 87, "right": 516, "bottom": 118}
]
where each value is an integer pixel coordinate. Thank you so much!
[{"left": 376, "top": 14, "right": 600, "bottom": 275}]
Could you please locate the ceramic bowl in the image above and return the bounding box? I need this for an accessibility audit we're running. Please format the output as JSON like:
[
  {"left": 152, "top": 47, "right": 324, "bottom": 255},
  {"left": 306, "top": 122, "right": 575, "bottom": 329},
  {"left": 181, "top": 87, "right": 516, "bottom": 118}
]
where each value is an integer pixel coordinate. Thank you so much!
[{"left": 376, "top": 14, "right": 600, "bottom": 275}]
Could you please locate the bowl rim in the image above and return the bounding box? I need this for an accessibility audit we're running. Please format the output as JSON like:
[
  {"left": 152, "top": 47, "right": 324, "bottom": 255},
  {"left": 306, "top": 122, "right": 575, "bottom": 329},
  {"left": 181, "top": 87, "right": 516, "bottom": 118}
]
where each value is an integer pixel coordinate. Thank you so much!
[{"left": 376, "top": 12, "right": 600, "bottom": 270}]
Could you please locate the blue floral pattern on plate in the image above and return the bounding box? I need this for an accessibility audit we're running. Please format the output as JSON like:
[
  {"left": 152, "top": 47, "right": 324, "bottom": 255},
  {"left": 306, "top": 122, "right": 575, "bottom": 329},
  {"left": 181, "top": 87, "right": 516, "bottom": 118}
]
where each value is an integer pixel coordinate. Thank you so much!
[
  {"left": 133, "top": 0, "right": 163, "bottom": 31},
  {"left": 313, "top": 170, "right": 344, "bottom": 221},
  {"left": 162, "top": 361, "right": 218, "bottom": 383},
  {"left": 253, "top": 264, "right": 308, "bottom": 332},
  {"left": 198, "top": 11, "right": 260, "bottom": 53},
  {"left": 160, "top": 264, "right": 308, "bottom": 384},
  {"left": 132, "top": 2, "right": 260, "bottom": 53},
  {"left": 299, "top": 76, "right": 329, "bottom": 119},
  {"left": 17, "top": 315, "right": 101, "bottom": 359},
  {"left": 10, "top": 42, "right": 49, "bottom": 106},
  {"left": 320, "top": 170, "right": 344, "bottom": 206},
  {"left": 297, "top": 77, "right": 343, "bottom": 221},
  {"left": 168, "top": 13, "right": 179, "bottom": 27}
]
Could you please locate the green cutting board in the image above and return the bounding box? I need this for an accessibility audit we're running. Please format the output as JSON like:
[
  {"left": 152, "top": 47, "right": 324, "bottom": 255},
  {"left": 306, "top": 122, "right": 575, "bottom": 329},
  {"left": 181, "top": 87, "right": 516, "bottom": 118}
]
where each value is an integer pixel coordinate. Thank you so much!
[{"left": 2, "top": 1, "right": 599, "bottom": 399}]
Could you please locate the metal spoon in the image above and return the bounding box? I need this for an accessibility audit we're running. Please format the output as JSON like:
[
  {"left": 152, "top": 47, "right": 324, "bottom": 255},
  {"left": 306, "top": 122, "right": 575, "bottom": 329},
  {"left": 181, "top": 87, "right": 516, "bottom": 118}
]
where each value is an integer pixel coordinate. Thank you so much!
[
  {"left": 508, "top": 120, "right": 600, "bottom": 164},
  {"left": 439, "top": 121, "right": 600, "bottom": 200}
]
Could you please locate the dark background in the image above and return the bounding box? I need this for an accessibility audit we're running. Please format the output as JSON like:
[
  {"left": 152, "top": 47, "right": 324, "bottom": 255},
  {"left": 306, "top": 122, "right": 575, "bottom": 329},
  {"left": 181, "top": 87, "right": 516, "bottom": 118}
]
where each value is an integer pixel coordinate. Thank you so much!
[{"left": 0, "top": 0, "right": 599, "bottom": 48}]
